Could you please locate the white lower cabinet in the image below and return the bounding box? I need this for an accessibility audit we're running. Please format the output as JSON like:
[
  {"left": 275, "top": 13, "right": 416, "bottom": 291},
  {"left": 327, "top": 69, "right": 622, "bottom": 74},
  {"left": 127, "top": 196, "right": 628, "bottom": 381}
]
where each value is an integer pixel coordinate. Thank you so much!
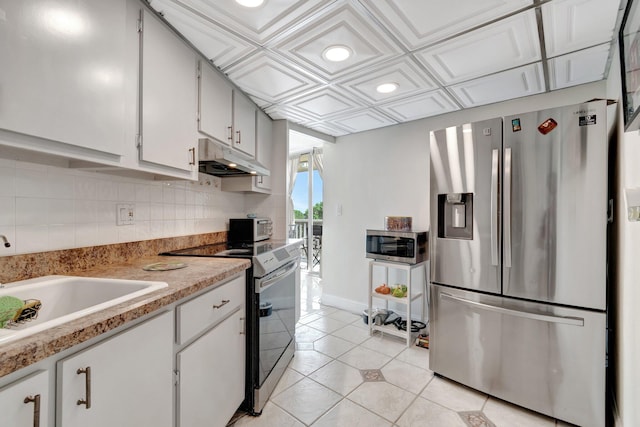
[
  {"left": 0, "top": 370, "right": 50, "bottom": 427},
  {"left": 56, "top": 311, "right": 173, "bottom": 427},
  {"left": 176, "top": 276, "right": 246, "bottom": 427},
  {"left": 177, "top": 309, "right": 246, "bottom": 427}
]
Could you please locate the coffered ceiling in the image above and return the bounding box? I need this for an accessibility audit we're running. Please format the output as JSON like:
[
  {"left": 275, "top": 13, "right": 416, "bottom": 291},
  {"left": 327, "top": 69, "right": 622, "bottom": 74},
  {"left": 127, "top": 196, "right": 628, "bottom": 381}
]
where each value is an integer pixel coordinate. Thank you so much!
[{"left": 148, "top": 0, "right": 626, "bottom": 136}]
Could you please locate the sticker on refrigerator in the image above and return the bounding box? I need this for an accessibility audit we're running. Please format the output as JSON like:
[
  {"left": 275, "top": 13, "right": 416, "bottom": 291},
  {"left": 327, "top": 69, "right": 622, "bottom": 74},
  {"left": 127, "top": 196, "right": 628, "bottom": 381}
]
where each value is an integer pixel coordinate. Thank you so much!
[
  {"left": 511, "top": 118, "right": 521, "bottom": 132},
  {"left": 579, "top": 115, "right": 596, "bottom": 126},
  {"left": 537, "top": 118, "right": 558, "bottom": 135}
]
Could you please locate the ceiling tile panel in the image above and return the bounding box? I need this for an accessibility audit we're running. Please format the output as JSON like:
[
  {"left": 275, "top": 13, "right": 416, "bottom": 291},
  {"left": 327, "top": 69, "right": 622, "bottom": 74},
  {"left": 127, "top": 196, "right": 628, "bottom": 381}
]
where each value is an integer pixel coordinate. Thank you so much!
[
  {"left": 275, "top": 3, "right": 404, "bottom": 80},
  {"left": 289, "top": 88, "right": 363, "bottom": 119},
  {"left": 264, "top": 105, "right": 315, "bottom": 124},
  {"left": 548, "top": 43, "right": 610, "bottom": 90},
  {"left": 248, "top": 95, "right": 272, "bottom": 110},
  {"left": 542, "top": 0, "right": 621, "bottom": 58},
  {"left": 378, "top": 90, "right": 460, "bottom": 122},
  {"left": 305, "top": 121, "right": 351, "bottom": 137},
  {"left": 449, "top": 63, "right": 545, "bottom": 108},
  {"left": 150, "top": 0, "right": 624, "bottom": 135},
  {"left": 339, "top": 57, "right": 438, "bottom": 104},
  {"left": 329, "top": 109, "right": 398, "bottom": 133},
  {"left": 415, "top": 10, "right": 541, "bottom": 85},
  {"left": 171, "top": 0, "right": 332, "bottom": 44},
  {"left": 225, "top": 52, "right": 322, "bottom": 103},
  {"left": 360, "top": 0, "right": 533, "bottom": 50},
  {"left": 149, "top": 0, "right": 256, "bottom": 68}
]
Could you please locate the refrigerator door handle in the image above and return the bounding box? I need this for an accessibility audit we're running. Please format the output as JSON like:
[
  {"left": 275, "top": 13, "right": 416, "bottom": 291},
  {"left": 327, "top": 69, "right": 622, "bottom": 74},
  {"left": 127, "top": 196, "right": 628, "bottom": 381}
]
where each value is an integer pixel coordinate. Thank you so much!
[
  {"left": 491, "top": 149, "right": 499, "bottom": 266},
  {"left": 440, "top": 293, "right": 584, "bottom": 326},
  {"left": 504, "top": 147, "right": 512, "bottom": 268}
]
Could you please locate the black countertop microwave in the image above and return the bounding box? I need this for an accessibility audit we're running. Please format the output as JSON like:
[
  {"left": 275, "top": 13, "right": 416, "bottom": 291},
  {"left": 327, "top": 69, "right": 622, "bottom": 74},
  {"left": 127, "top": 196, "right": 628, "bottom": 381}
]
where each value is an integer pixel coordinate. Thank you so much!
[
  {"left": 228, "top": 218, "right": 273, "bottom": 243},
  {"left": 365, "top": 229, "right": 429, "bottom": 264}
]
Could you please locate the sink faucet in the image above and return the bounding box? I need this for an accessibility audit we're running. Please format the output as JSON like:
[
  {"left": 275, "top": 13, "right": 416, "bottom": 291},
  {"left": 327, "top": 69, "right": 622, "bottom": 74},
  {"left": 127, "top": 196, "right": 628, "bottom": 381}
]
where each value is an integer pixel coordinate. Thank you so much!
[{"left": 0, "top": 235, "right": 10, "bottom": 248}]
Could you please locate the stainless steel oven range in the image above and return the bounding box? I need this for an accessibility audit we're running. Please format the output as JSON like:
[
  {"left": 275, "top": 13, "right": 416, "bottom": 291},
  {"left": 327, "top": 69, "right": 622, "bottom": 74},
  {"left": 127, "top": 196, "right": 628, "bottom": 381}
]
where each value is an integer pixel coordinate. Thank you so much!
[{"left": 162, "top": 239, "right": 301, "bottom": 415}]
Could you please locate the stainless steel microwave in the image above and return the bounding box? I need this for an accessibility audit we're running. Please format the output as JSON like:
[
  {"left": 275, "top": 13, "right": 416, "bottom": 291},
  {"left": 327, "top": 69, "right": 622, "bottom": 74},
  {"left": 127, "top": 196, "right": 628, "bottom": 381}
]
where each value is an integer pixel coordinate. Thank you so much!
[
  {"left": 365, "top": 229, "right": 429, "bottom": 264},
  {"left": 228, "top": 218, "right": 273, "bottom": 242}
]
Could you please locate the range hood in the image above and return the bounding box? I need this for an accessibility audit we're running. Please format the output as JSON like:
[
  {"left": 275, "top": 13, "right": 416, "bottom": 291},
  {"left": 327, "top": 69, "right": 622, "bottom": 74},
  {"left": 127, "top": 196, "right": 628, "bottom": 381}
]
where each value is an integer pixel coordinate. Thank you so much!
[{"left": 198, "top": 138, "right": 269, "bottom": 177}]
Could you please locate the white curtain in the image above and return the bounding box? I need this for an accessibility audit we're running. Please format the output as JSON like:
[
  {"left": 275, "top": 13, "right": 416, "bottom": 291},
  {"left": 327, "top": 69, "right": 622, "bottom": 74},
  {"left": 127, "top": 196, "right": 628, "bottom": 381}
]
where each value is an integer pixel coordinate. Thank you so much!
[
  {"left": 312, "top": 148, "right": 323, "bottom": 179},
  {"left": 287, "top": 156, "right": 300, "bottom": 232}
]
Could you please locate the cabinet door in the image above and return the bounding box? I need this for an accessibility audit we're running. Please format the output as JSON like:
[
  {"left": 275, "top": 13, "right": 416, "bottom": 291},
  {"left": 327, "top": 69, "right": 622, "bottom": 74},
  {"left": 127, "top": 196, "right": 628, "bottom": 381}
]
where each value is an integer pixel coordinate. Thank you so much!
[
  {"left": 0, "top": 371, "right": 50, "bottom": 427},
  {"left": 232, "top": 92, "right": 256, "bottom": 158},
  {"left": 255, "top": 110, "right": 273, "bottom": 191},
  {"left": 177, "top": 309, "right": 245, "bottom": 427},
  {"left": 140, "top": 9, "right": 197, "bottom": 174},
  {"left": 199, "top": 62, "right": 233, "bottom": 145},
  {"left": 0, "top": 0, "right": 126, "bottom": 157},
  {"left": 57, "top": 311, "right": 173, "bottom": 427}
]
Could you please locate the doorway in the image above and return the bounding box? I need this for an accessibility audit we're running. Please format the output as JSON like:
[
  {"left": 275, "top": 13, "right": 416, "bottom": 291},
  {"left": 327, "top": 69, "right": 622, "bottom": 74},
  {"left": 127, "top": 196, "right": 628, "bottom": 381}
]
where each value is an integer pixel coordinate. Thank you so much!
[{"left": 288, "top": 130, "right": 326, "bottom": 275}]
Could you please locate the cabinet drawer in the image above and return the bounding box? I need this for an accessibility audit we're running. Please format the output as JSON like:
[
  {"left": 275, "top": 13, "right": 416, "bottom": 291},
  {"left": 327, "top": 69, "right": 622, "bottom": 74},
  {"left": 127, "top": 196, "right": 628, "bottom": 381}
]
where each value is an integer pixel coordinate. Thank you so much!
[{"left": 176, "top": 275, "right": 245, "bottom": 344}]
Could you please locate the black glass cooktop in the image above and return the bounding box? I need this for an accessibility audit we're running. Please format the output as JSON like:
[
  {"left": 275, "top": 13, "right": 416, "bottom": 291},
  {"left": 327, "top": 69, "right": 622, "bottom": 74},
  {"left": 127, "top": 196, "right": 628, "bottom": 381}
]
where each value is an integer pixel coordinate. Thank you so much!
[{"left": 161, "top": 240, "right": 290, "bottom": 258}]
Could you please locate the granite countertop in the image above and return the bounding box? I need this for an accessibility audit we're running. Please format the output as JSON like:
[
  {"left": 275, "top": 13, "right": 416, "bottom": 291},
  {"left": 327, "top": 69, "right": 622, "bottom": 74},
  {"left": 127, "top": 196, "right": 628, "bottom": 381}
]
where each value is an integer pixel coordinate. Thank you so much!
[{"left": 0, "top": 255, "right": 250, "bottom": 378}]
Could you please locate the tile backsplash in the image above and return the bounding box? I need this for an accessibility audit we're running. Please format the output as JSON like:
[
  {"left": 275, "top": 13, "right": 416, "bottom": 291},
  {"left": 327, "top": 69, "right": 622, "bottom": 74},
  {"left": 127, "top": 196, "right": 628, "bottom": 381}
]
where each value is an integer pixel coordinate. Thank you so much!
[{"left": 0, "top": 157, "right": 248, "bottom": 256}]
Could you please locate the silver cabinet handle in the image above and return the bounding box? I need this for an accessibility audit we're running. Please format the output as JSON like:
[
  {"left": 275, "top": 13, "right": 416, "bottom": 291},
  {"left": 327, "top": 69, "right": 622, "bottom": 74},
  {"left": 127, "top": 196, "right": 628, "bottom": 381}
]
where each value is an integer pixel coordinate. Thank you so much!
[
  {"left": 236, "top": 130, "right": 242, "bottom": 144},
  {"left": 188, "top": 147, "right": 196, "bottom": 165},
  {"left": 76, "top": 367, "right": 92, "bottom": 409},
  {"left": 212, "top": 299, "right": 230, "bottom": 309},
  {"left": 24, "top": 394, "right": 41, "bottom": 427},
  {"left": 227, "top": 126, "right": 233, "bottom": 141},
  {"left": 504, "top": 147, "right": 512, "bottom": 268},
  {"left": 441, "top": 293, "right": 584, "bottom": 326},
  {"left": 490, "top": 149, "right": 499, "bottom": 266}
]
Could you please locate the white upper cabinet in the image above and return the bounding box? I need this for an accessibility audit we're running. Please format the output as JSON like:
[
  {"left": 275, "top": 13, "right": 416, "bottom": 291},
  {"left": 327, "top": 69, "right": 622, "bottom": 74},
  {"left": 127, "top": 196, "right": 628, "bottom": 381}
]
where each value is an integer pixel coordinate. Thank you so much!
[
  {"left": 198, "top": 61, "right": 234, "bottom": 145},
  {"left": 0, "top": 0, "right": 127, "bottom": 159},
  {"left": 220, "top": 109, "right": 272, "bottom": 193},
  {"left": 232, "top": 91, "right": 257, "bottom": 158},
  {"left": 139, "top": 8, "right": 197, "bottom": 176},
  {"left": 255, "top": 110, "right": 272, "bottom": 191}
]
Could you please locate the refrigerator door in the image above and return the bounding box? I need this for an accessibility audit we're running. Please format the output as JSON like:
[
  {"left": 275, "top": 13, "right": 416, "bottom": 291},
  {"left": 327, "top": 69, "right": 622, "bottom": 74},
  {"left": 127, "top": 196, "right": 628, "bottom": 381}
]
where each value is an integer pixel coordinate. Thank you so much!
[
  {"left": 430, "top": 284, "right": 606, "bottom": 427},
  {"left": 430, "top": 118, "right": 502, "bottom": 294},
  {"left": 503, "top": 101, "right": 607, "bottom": 310}
]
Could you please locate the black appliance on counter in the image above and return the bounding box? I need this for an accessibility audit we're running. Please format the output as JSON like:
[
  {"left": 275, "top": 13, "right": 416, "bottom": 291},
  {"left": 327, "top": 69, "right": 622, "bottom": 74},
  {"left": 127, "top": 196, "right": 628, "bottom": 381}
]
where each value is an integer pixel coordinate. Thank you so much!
[{"left": 162, "top": 239, "right": 301, "bottom": 415}]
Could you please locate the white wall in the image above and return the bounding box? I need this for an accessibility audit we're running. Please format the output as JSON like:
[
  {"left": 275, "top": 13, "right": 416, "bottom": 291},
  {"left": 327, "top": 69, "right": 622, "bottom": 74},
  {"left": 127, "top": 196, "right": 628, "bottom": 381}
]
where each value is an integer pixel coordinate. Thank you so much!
[
  {"left": 606, "top": 45, "right": 640, "bottom": 426},
  {"left": 615, "top": 127, "right": 640, "bottom": 427},
  {"left": 321, "top": 81, "right": 607, "bottom": 315},
  {"left": 322, "top": 120, "right": 429, "bottom": 312},
  {"left": 0, "top": 157, "right": 245, "bottom": 255}
]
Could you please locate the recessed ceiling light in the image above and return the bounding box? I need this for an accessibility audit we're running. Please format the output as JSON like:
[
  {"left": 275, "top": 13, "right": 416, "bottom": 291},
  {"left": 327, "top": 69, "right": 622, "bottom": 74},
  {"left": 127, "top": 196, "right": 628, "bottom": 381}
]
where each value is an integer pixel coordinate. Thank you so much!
[
  {"left": 235, "top": 0, "right": 264, "bottom": 7},
  {"left": 323, "top": 45, "right": 351, "bottom": 62},
  {"left": 376, "top": 83, "right": 398, "bottom": 93}
]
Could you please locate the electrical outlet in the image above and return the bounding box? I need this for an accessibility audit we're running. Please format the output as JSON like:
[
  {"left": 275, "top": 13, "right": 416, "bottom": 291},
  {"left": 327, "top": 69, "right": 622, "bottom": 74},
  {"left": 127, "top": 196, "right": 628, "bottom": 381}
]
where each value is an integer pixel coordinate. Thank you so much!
[{"left": 117, "top": 204, "right": 135, "bottom": 226}]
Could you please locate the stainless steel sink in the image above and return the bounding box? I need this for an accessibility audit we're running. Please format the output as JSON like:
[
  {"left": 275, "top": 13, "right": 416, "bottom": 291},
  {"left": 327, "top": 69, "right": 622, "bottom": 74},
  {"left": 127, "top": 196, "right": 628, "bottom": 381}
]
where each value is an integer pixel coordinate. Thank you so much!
[{"left": 0, "top": 275, "right": 168, "bottom": 344}]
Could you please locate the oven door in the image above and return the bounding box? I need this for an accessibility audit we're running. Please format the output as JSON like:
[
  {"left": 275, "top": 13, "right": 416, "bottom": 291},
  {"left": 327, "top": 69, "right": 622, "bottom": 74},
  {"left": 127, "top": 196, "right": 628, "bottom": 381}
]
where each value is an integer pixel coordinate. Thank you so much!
[{"left": 252, "top": 260, "right": 298, "bottom": 411}]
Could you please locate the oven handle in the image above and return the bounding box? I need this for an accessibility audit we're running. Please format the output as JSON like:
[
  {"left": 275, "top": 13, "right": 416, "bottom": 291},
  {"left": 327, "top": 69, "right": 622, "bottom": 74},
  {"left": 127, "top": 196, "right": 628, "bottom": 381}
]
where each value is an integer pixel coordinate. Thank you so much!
[{"left": 256, "top": 260, "right": 299, "bottom": 293}]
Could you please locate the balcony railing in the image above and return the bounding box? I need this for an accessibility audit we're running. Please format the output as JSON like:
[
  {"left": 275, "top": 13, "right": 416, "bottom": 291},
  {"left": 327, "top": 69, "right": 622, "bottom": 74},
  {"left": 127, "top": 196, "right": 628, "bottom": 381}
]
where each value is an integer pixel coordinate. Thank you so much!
[
  {"left": 290, "top": 219, "right": 323, "bottom": 239},
  {"left": 290, "top": 219, "right": 323, "bottom": 272}
]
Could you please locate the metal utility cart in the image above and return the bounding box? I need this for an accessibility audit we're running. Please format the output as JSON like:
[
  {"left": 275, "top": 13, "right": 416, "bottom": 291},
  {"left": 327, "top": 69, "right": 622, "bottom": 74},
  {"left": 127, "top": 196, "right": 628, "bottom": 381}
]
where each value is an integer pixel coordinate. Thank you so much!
[{"left": 367, "top": 260, "right": 427, "bottom": 346}]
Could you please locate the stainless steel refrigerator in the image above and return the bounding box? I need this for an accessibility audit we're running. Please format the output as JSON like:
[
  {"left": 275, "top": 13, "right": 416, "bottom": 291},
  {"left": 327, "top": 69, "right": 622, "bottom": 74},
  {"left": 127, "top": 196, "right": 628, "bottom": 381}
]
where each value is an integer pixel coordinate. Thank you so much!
[{"left": 429, "top": 100, "right": 608, "bottom": 427}]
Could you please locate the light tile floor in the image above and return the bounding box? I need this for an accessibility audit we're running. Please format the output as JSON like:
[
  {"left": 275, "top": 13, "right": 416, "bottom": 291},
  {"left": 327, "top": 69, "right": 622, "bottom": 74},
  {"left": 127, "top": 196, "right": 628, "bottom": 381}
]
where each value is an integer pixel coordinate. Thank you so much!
[{"left": 230, "top": 272, "right": 575, "bottom": 427}]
